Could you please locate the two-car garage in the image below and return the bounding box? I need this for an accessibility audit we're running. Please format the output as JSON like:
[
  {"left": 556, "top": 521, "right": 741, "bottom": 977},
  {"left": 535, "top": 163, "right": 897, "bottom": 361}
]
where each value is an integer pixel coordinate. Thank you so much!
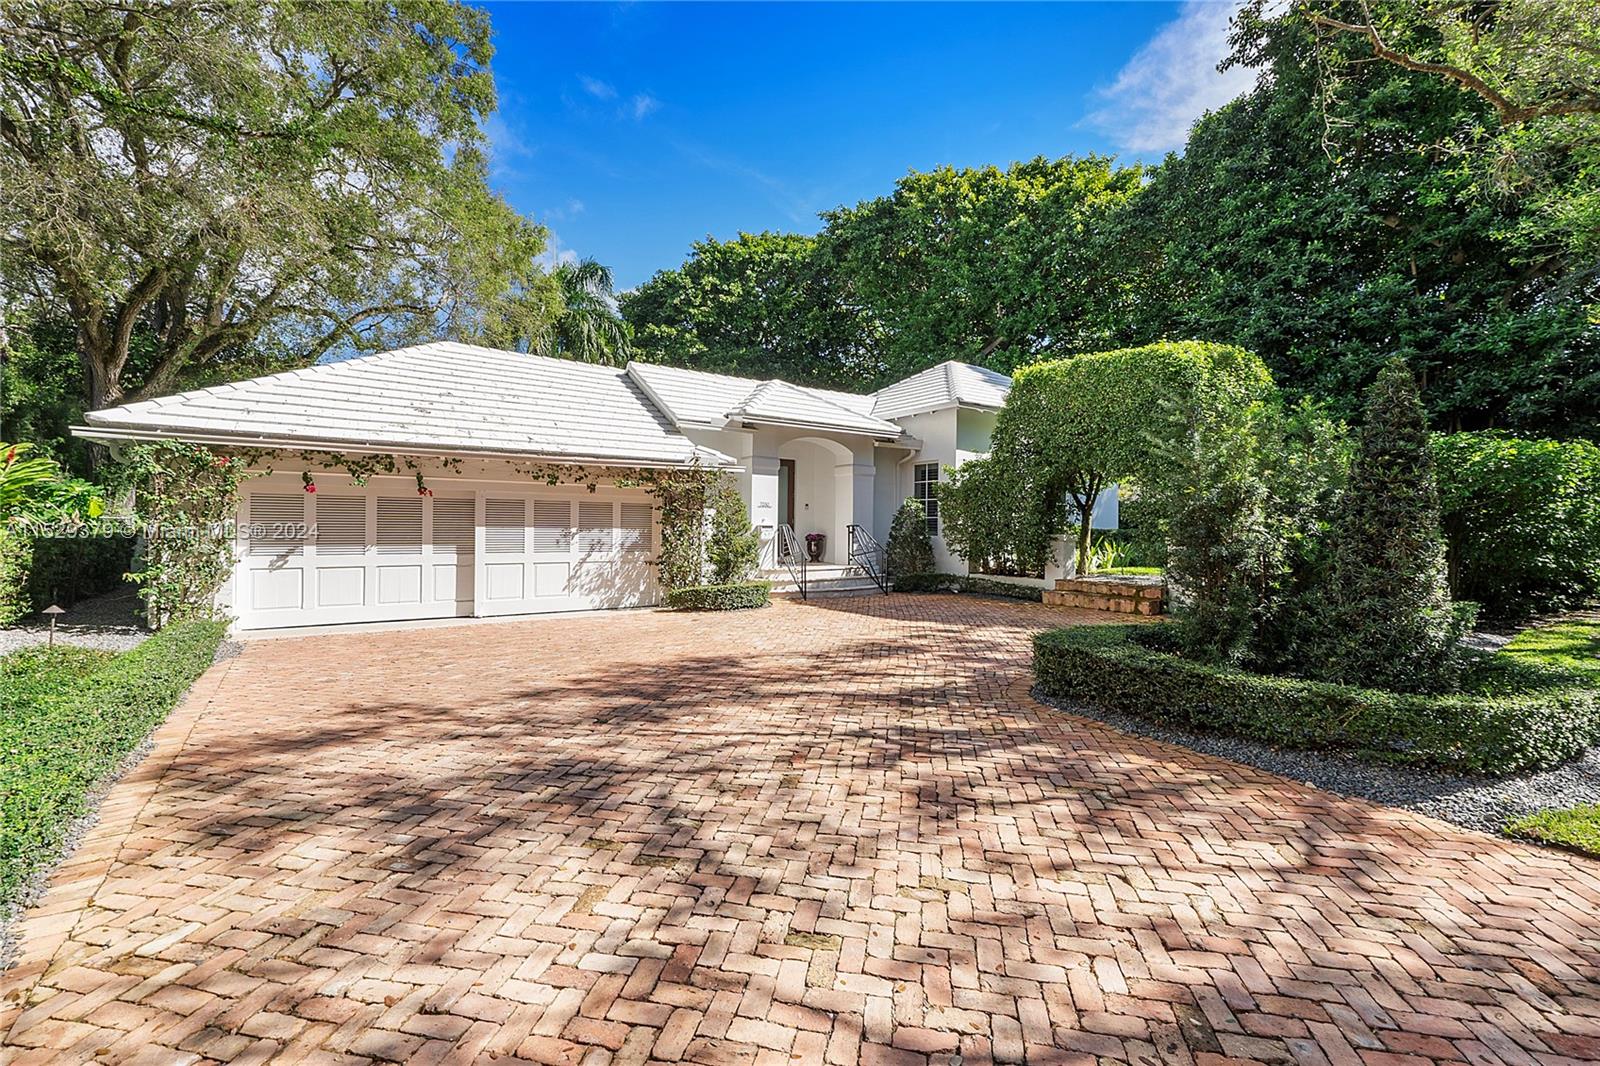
[{"left": 233, "top": 473, "right": 659, "bottom": 630}]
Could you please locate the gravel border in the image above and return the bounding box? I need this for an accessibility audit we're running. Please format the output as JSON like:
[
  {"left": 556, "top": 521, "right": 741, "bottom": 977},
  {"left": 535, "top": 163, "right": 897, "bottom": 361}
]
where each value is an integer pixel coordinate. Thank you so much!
[
  {"left": 0, "top": 586, "right": 150, "bottom": 656},
  {"left": 1034, "top": 686, "right": 1600, "bottom": 838}
]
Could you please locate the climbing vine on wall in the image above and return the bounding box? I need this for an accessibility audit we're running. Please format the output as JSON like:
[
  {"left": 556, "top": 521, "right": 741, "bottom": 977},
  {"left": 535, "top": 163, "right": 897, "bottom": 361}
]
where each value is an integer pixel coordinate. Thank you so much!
[{"left": 123, "top": 442, "right": 253, "bottom": 628}]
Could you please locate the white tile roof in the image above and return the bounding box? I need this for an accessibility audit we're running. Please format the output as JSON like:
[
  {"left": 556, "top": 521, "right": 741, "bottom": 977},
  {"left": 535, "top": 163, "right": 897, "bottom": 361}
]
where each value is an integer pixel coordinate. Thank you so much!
[
  {"left": 78, "top": 345, "right": 1010, "bottom": 464},
  {"left": 626, "top": 362, "right": 903, "bottom": 438},
  {"left": 870, "top": 361, "right": 1012, "bottom": 420},
  {"left": 80, "top": 342, "right": 733, "bottom": 467}
]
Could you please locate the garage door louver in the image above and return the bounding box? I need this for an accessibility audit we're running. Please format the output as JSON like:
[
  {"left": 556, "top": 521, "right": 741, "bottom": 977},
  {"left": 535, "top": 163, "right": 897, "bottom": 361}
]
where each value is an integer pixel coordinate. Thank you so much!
[
  {"left": 485, "top": 498, "right": 526, "bottom": 554},
  {"left": 248, "top": 494, "right": 305, "bottom": 556},
  {"left": 432, "top": 498, "right": 475, "bottom": 554},
  {"left": 376, "top": 497, "right": 424, "bottom": 554},
  {"left": 619, "top": 503, "right": 652, "bottom": 553},
  {"left": 315, "top": 496, "right": 367, "bottom": 555}
]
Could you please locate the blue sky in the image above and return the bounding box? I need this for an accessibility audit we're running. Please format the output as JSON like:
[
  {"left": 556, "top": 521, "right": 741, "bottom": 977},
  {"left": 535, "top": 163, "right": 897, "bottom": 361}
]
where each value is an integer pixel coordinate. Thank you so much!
[{"left": 481, "top": 2, "right": 1253, "bottom": 289}]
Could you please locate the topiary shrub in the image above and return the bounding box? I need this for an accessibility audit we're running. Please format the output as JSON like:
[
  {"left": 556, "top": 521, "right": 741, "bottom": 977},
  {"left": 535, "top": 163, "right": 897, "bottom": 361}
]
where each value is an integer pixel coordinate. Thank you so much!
[
  {"left": 706, "top": 481, "right": 761, "bottom": 585},
  {"left": 1434, "top": 432, "right": 1600, "bottom": 621},
  {"left": 886, "top": 499, "right": 935, "bottom": 576},
  {"left": 1294, "top": 359, "right": 1471, "bottom": 693},
  {"left": 1034, "top": 625, "right": 1600, "bottom": 776},
  {"left": 665, "top": 581, "right": 771, "bottom": 611}
]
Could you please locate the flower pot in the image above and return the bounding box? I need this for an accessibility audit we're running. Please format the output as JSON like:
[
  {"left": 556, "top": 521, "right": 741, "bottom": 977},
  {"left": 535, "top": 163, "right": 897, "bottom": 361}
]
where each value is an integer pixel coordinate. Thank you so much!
[{"left": 805, "top": 534, "right": 825, "bottom": 563}]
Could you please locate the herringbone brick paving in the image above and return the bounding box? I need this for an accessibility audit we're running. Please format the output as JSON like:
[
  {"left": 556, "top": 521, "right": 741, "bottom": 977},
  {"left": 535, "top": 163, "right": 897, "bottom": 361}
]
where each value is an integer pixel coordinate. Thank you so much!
[{"left": 3, "top": 594, "right": 1599, "bottom": 1065}]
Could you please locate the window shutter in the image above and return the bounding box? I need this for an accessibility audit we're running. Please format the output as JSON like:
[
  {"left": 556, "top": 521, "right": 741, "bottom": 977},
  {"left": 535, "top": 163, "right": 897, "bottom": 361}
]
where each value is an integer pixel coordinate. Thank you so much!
[
  {"left": 315, "top": 496, "right": 367, "bottom": 556},
  {"left": 485, "top": 498, "right": 526, "bottom": 554},
  {"left": 376, "top": 497, "right": 423, "bottom": 554},
  {"left": 577, "top": 500, "right": 613, "bottom": 554},
  {"left": 619, "top": 503, "right": 652, "bottom": 553},
  {"left": 247, "top": 494, "right": 305, "bottom": 556},
  {"left": 432, "top": 498, "right": 475, "bottom": 554},
  {"left": 533, "top": 499, "right": 572, "bottom": 552}
]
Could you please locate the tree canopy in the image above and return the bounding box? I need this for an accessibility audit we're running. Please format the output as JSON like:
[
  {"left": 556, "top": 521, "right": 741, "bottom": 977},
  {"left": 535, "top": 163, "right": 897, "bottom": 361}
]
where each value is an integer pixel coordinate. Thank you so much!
[
  {"left": 0, "top": 0, "right": 549, "bottom": 409},
  {"left": 621, "top": 232, "right": 883, "bottom": 391}
]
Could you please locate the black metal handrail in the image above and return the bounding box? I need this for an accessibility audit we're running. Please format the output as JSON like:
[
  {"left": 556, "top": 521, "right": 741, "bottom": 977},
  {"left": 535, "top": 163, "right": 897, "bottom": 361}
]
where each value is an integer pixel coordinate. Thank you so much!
[
  {"left": 846, "top": 524, "right": 890, "bottom": 593},
  {"left": 775, "top": 523, "right": 807, "bottom": 600}
]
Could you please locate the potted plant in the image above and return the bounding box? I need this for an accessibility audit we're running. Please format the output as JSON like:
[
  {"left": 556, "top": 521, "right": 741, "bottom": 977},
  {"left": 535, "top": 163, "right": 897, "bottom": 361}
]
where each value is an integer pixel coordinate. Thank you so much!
[{"left": 805, "top": 531, "right": 826, "bottom": 563}]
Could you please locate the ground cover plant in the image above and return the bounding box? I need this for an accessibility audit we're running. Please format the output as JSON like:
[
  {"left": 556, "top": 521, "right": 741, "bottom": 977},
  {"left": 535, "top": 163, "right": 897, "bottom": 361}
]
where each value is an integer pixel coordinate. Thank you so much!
[{"left": 0, "top": 621, "right": 225, "bottom": 910}]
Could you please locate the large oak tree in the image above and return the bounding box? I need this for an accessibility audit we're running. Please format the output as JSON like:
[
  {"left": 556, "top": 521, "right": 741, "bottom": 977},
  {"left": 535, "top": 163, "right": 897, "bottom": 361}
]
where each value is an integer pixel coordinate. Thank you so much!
[{"left": 0, "top": 0, "right": 549, "bottom": 410}]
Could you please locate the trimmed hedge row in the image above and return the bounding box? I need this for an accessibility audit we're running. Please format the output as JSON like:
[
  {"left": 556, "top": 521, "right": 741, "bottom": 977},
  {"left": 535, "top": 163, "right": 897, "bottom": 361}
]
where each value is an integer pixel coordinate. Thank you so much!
[
  {"left": 1, "top": 620, "right": 226, "bottom": 907},
  {"left": 893, "top": 572, "right": 1044, "bottom": 602},
  {"left": 1033, "top": 624, "right": 1600, "bottom": 775},
  {"left": 665, "top": 581, "right": 771, "bottom": 611}
]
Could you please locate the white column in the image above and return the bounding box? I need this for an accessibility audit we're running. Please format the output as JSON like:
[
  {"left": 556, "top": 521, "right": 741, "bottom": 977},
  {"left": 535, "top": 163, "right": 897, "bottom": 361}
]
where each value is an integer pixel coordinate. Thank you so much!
[
  {"left": 746, "top": 454, "right": 782, "bottom": 569},
  {"left": 834, "top": 457, "right": 875, "bottom": 565}
]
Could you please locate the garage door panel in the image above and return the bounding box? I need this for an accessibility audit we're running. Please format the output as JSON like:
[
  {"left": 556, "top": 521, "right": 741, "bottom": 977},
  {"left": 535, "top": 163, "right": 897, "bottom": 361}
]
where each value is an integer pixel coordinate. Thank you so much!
[
  {"left": 236, "top": 481, "right": 658, "bottom": 628},
  {"left": 317, "top": 567, "right": 365, "bottom": 607},
  {"left": 377, "top": 565, "right": 423, "bottom": 604},
  {"left": 251, "top": 567, "right": 304, "bottom": 611}
]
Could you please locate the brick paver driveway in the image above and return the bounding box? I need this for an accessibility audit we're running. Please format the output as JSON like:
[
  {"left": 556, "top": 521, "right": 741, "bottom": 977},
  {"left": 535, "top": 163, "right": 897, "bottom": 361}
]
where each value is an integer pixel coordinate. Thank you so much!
[{"left": 4, "top": 595, "right": 1600, "bottom": 1066}]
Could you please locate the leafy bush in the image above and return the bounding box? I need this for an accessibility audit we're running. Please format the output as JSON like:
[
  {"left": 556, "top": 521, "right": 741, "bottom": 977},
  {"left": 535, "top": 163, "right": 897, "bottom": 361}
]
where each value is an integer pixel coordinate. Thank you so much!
[
  {"left": 665, "top": 581, "right": 771, "bottom": 611},
  {"left": 937, "top": 456, "right": 1050, "bottom": 577},
  {"left": 1434, "top": 432, "right": 1600, "bottom": 621},
  {"left": 26, "top": 534, "right": 136, "bottom": 611},
  {"left": 1143, "top": 386, "right": 1347, "bottom": 666},
  {"left": 1034, "top": 624, "right": 1600, "bottom": 775},
  {"left": 0, "top": 620, "right": 225, "bottom": 907},
  {"left": 0, "top": 530, "right": 33, "bottom": 626},
  {"left": 707, "top": 481, "right": 760, "bottom": 585},
  {"left": 893, "top": 572, "right": 1044, "bottom": 602},
  {"left": 886, "top": 499, "right": 935, "bottom": 576},
  {"left": 1294, "top": 360, "right": 1470, "bottom": 692},
  {"left": 125, "top": 442, "right": 250, "bottom": 627}
]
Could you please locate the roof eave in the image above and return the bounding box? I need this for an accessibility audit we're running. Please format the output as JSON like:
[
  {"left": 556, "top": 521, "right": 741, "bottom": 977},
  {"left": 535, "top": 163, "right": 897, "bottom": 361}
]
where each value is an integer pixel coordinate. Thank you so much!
[
  {"left": 733, "top": 415, "right": 903, "bottom": 441},
  {"left": 70, "top": 424, "right": 737, "bottom": 470}
]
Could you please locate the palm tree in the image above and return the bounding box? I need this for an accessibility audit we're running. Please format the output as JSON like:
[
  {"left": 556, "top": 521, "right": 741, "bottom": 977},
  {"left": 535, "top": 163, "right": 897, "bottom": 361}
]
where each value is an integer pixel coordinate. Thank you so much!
[{"left": 551, "top": 258, "right": 630, "bottom": 366}]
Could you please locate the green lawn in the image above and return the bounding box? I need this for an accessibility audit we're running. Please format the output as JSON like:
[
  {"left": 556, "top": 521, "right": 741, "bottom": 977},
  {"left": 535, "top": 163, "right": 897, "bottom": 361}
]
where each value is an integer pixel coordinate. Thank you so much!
[
  {"left": 0, "top": 622, "right": 224, "bottom": 908},
  {"left": 1500, "top": 618, "right": 1600, "bottom": 857},
  {"left": 1508, "top": 804, "right": 1600, "bottom": 857},
  {"left": 1495, "top": 617, "right": 1600, "bottom": 680}
]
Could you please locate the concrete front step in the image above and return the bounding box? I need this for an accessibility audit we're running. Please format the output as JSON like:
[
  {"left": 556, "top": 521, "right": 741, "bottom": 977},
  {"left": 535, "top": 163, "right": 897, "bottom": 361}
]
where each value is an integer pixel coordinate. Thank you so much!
[{"left": 771, "top": 577, "right": 886, "bottom": 595}]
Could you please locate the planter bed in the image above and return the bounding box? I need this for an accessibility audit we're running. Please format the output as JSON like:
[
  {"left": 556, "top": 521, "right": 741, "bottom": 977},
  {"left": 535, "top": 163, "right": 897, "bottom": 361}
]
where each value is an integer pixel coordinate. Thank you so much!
[
  {"left": 665, "top": 581, "right": 771, "bottom": 611},
  {"left": 892, "top": 573, "right": 1043, "bottom": 602}
]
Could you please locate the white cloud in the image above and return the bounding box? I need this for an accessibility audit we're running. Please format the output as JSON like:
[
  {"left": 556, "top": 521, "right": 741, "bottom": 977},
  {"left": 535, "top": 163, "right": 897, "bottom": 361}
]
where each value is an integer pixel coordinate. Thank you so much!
[
  {"left": 630, "top": 93, "right": 660, "bottom": 121},
  {"left": 1085, "top": 0, "right": 1257, "bottom": 156},
  {"left": 538, "top": 230, "right": 580, "bottom": 270},
  {"left": 579, "top": 75, "right": 617, "bottom": 101},
  {"left": 482, "top": 111, "right": 535, "bottom": 178}
]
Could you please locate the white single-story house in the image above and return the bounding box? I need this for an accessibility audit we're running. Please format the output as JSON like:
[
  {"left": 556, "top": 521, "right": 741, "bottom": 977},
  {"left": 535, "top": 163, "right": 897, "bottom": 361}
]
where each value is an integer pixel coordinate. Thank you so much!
[{"left": 75, "top": 341, "right": 1112, "bottom": 629}]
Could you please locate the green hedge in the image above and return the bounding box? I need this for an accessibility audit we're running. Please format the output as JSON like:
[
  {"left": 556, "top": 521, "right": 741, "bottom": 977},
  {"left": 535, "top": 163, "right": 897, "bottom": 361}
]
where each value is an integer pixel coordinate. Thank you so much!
[
  {"left": 0, "top": 620, "right": 226, "bottom": 907},
  {"left": 1435, "top": 432, "right": 1600, "bottom": 621},
  {"left": 665, "top": 581, "right": 771, "bottom": 611},
  {"left": 894, "top": 572, "right": 1044, "bottom": 602},
  {"left": 0, "top": 530, "right": 31, "bottom": 627},
  {"left": 26, "top": 535, "right": 136, "bottom": 612},
  {"left": 1033, "top": 624, "right": 1600, "bottom": 775}
]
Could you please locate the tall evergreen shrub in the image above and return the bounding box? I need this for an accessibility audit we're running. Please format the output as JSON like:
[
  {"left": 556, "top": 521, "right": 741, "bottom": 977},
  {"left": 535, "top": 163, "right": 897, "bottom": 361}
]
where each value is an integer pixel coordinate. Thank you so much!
[
  {"left": 1298, "top": 359, "right": 1470, "bottom": 693},
  {"left": 706, "top": 482, "right": 760, "bottom": 585},
  {"left": 886, "top": 499, "right": 936, "bottom": 576}
]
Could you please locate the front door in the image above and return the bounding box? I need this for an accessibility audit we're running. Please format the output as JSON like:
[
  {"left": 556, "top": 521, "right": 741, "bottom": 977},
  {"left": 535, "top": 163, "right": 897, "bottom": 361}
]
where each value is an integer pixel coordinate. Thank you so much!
[{"left": 778, "top": 459, "right": 796, "bottom": 530}]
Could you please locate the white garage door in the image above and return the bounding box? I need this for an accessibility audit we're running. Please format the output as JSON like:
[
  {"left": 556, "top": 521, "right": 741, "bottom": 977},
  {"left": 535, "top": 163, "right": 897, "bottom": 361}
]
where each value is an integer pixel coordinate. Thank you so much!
[{"left": 234, "top": 481, "right": 659, "bottom": 629}]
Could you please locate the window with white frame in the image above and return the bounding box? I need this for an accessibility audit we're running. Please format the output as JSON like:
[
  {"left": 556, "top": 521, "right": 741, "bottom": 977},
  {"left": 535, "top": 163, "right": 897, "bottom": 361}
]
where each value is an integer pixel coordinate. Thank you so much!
[{"left": 913, "top": 462, "right": 940, "bottom": 535}]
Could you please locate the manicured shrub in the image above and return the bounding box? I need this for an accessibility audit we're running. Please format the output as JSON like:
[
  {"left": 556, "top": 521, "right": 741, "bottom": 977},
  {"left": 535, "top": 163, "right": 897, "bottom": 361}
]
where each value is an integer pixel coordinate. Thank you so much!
[
  {"left": 886, "top": 499, "right": 935, "bottom": 576},
  {"left": 1294, "top": 360, "right": 1470, "bottom": 693},
  {"left": 1434, "top": 431, "right": 1600, "bottom": 621},
  {"left": 1033, "top": 625, "right": 1600, "bottom": 775},
  {"left": 893, "top": 572, "right": 1044, "bottom": 602},
  {"left": 0, "top": 620, "right": 225, "bottom": 907},
  {"left": 0, "top": 529, "right": 32, "bottom": 626},
  {"left": 706, "top": 482, "right": 760, "bottom": 585},
  {"left": 986, "top": 341, "right": 1276, "bottom": 575},
  {"left": 665, "top": 581, "right": 771, "bottom": 611}
]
